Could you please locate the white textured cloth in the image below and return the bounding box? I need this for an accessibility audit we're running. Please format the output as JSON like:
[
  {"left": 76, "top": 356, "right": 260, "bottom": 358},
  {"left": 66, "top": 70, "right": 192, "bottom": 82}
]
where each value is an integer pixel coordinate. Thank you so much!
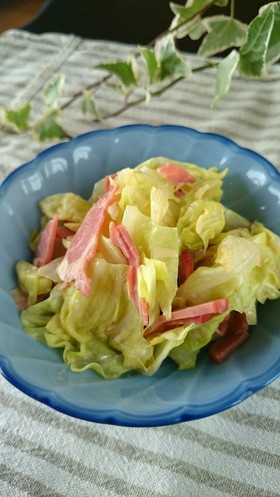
[{"left": 1, "top": 29, "right": 280, "bottom": 497}]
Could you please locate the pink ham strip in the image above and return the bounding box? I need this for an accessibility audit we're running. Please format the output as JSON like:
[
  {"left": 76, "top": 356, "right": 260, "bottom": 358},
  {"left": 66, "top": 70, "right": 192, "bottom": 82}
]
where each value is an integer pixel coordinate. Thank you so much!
[
  {"left": 34, "top": 213, "right": 59, "bottom": 267},
  {"left": 209, "top": 311, "right": 249, "bottom": 364},
  {"left": 144, "top": 298, "right": 228, "bottom": 337},
  {"left": 171, "top": 298, "right": 228, "bottom": 320},
  {"left": 178, "top": 249, "right": 195, "bottom": 285},
  {"left": 158, "top": 162, "right": 196, "bottom": 185},
  {"left": 109, "top": 223, "right": 141, "bottom": 266},
  {"left": 55, "top": 224, "right": 75, "bottom": 240},
  {"left": 56, "top": 185, "right": 118, "bottom": 297},
  {"left": 144, "top": 313, "right": 213, "bottom": 336},
  {"left": 109, "top": 222, "right": 149, "bottom": 326}
]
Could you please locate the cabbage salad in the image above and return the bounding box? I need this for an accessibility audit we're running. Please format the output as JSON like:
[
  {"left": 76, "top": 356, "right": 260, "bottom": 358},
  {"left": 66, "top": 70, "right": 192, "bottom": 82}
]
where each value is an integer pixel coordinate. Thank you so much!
[{"left": 14, "top": 157, "right": 280, "bottom": 379}]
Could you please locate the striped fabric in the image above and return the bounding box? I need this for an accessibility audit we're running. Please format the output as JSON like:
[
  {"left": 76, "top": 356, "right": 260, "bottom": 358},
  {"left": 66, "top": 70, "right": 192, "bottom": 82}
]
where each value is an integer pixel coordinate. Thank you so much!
[{"left": 0, "top": 29, "right": 280, "bottom": 497}]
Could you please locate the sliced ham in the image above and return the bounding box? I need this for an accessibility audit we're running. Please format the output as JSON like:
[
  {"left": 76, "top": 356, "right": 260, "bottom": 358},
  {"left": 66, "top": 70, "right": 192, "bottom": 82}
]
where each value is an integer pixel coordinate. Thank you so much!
[
  {"left": 144, "top": 298, "right": 228, "bottom": 336},
  {"left": 109, "top": 222, "right": 141, "bottom": 266},
  {"left": 109, "top": 222, "right": 149, "bottom": 325},
  {"left": 209, "top": 329, "right": 249, "bottom": 364},
  {"left": 215, "top": 314, "right": 230, "bottom": 336},
  {"left": 144, "top": 312, "right": 213, "bottom": 336},
  {"left": 34, "top": 213, "right": 59, "bottom": 267},
  {"left": 178, "top": 249, "right": 195, "bottom": 285},
  {"left": 158, "top": 162, "right": 196, "bottom": 185},
  {"left": 56, "top": 185, "right": 118, "bottom": 297},
  {"left": 55, "top": 224, "right": 75, "bottom": 240},
  {"left": 53, "top": 224, "right": 75, "bottom": 259},
  {"left": 171, "top": 299, "right": 228, "bottom": 320},
  {"left": 209, "top": 312, "right": 249, "bottom": 364}
]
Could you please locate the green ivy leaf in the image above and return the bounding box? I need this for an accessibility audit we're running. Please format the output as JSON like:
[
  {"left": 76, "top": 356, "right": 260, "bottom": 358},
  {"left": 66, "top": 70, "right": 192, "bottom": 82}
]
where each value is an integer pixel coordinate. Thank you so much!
[
  {"left": 32, "top": 109, "right": 68, "bottom": 142},
  {"left": 170, "top": 10, "right": 207, "bottom": 40},
  {"left": 198, "top": 16, "right": 247, "bottom": 57},
  {"left": 44, "top": 75, "right": 65, "bottom": 107},
  {"left": 260, "top": 2, "right": 280, "bottom": 65},
  {"left": 94, "top": 58, "right": 138, "bottom": 89},
  {"left": 170, "top": 1, "right": 215, "bottom": 21},
  {"left": 139, "top": 36, "right": 191, "bottom": 89},
  {"left": 2, "top": 103, "right": 31, "bottom": 132},
  {"left": 239, "top": 6, "right": 274, "bottom": 77},
  {"left": 155, "top": 35, "right": 191, "bottom": 80},
  {"left": 213, "top": 49, "right": 239, "bottom": 106},
  {"left": 169, "top": 0, "right": 228, "bottom": 40},
  {"left": 80, "top": 90, "right": 101, "bottom": 119},
  {"left": 188, "top": 20, "right": 208, "bottom": 40},
  {"left": 139, "top": 46, "right": 159, "bottom": 85}
]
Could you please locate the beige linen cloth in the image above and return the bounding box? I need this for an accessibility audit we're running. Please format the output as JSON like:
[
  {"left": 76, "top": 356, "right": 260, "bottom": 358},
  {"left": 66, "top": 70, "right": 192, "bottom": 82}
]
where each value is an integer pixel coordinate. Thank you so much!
[{"left": 0, "top": 29, "right": 280, "bottom": 497}]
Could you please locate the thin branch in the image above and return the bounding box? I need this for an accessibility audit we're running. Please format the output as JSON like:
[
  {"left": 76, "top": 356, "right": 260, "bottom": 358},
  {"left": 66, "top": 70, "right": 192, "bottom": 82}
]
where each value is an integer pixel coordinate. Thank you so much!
[
  {"left": 59, "top": 1, "right": 217, "bottom": 114},
  {"left": 93, "top": 62, "right": 216, "bottom": 122},
  {"left": 192, "top": 61, "right": 218, "bottom": 72},
  {"left": 230, "top": 0, "right": 235, "bottom": 18},
  {"left": 0, "top": 124, "right": 23, "bottom": 135},
  {"left": 0, "top": 61, "right": 217, "bottom": 136},
  {"left": 89, "top": 79, "right": 185, "bottom": 122},
  {"left": 60, "top": 74, "right": 111, "bottom": 111},
  {"left": 0, "top": 0, "right": 242, "bottom": 141}
]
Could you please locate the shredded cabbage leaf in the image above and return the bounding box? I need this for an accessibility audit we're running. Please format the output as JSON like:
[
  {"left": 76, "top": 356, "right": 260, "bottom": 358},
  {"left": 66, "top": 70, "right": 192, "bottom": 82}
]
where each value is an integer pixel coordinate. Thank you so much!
[{"left": 14, "top": 157, "right": 280, "bottom": 379}]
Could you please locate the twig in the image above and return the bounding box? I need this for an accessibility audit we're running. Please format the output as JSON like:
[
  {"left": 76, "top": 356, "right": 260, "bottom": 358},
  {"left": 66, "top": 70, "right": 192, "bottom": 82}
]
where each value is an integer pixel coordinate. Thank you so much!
[
  {"left": 230, "top": 0, "right": 235, "bottom": 18},
  {"left": 91, "top": 61, "right": 216, "bottom": 122},
  {"left": 59, "top": 1, "right": 217, "bottom": 114}
]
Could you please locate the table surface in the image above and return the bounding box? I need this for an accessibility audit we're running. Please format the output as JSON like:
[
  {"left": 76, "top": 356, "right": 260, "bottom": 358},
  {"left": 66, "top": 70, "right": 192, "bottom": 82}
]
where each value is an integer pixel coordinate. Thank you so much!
[{"left": 1, "top": 29, "right": 280, "bottom": 497}]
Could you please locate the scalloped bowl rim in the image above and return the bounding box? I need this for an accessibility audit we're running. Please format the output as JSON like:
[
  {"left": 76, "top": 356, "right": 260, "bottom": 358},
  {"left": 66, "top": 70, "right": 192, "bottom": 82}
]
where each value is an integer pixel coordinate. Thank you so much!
[{"left": 2, "top": 124, "right": 280, "bottom": 190}]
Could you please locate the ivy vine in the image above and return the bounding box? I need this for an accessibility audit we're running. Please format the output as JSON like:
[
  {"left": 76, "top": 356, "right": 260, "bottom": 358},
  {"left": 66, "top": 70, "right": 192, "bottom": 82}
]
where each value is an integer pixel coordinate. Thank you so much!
[{"left": 1, "top": 0, "right": 280, "bottom": 142}]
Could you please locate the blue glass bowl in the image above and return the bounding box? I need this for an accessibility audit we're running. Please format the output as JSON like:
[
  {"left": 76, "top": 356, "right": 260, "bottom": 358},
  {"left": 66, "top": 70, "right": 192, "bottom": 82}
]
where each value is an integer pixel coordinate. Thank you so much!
[{"left": 1, "top": 124, "right": 280, "bottom": 427}]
